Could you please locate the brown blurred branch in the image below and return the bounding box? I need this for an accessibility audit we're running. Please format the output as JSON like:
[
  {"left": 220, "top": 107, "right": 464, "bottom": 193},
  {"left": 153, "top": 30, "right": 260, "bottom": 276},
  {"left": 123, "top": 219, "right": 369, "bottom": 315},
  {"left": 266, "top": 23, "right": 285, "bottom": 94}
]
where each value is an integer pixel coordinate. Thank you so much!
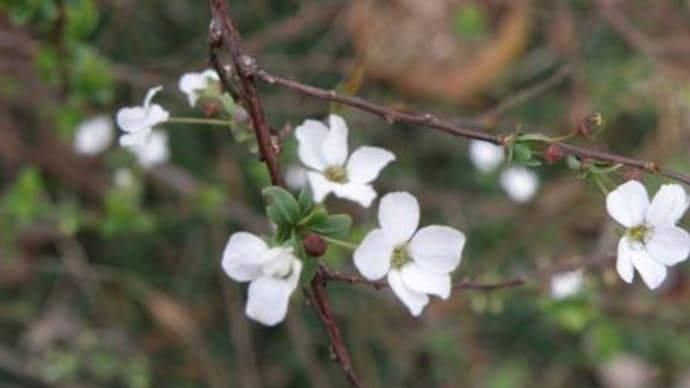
[{"left": 251, "top": 68, "right": 690, "bottom": 186}]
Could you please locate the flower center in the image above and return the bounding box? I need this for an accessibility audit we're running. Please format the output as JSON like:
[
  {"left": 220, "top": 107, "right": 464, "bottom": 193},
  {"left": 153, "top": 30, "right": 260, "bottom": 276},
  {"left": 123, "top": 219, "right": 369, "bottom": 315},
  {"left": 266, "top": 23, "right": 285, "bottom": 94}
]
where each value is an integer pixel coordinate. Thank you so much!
[
  {"left": 626, "top": 223, "right": 653, "bottom": 248},
  {"left": 391, "top": 244, "right": 411, "bottom": 269},
  {"left": 324, "top": 165, "right": 348, "bottom": 183}
]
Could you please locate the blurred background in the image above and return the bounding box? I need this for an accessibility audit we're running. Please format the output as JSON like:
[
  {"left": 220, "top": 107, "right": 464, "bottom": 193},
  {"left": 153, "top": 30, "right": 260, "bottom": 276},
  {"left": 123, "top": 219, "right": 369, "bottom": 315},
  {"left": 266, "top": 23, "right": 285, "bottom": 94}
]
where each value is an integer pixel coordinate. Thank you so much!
[{"left": 3, "top": 0, "right": 690, "bottom": 387}]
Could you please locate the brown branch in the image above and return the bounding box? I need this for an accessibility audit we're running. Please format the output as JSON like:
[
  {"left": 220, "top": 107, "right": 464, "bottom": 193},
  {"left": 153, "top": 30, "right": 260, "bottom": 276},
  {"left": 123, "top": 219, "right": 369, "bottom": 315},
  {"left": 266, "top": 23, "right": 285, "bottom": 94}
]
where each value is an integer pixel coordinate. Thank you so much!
[
  {"left": 209, "top": 0, "right": 284, "bottom": 187},
  {"left": 208, "top": 2, "right": 361, "bottom": 386},
  {"left": 251, "top": 68, "right": 690, "bottom": 186},
  {"left": 309, "top": 268, "right": 363, "bottom": 388}
]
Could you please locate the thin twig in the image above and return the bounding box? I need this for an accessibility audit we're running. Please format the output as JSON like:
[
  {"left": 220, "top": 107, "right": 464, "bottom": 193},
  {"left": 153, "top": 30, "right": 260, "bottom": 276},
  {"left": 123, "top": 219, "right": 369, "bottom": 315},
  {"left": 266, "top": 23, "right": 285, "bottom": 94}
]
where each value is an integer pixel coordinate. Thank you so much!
[{"left": 250, "top": 68, "right": 690, "bottom": 186}]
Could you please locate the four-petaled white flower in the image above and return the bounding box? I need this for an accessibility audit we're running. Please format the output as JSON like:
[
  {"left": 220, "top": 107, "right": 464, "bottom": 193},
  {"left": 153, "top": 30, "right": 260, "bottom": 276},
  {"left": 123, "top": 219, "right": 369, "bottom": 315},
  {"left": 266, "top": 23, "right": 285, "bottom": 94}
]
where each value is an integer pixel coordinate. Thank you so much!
[
  {"left": 354, "top": 192, "right": 466, "bottom": 316},
  {"left": 607, "top": 180, "right": 690, "bottom": 289},
  {"left": 221, "top": 232, "right": 302, "bottom": 326},
  {"left": 550, "top": 270, "right": 583, "bottom": 299},
  {"left": 127, "top": 130, "right": 170, "bottom": 169},
  {"left": 116, "top": 86, "right": 169, "bottom": 148},
  {"left": 296, "top": 114, "right": 395, "bottom": 207},
  {"left": 73, "top": 115, "right": 114, "bottom": 156},
  {"left": 500, "top": 166, "right": 539, "bottom": 203},
  {"left": 469, "top": 140, "right": 504, "bottom": 173},
  {"left": 178, "top": 69, "right": 219, "bottom": 107}
]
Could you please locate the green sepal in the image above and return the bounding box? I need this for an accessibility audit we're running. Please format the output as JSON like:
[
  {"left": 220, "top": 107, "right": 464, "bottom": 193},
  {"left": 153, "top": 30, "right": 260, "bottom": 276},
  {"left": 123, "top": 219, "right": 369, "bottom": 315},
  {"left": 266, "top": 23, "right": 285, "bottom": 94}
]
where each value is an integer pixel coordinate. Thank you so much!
[
  {"left": 263, "top": 186, "right": 301, "bottom": 227},
  {"left": 308, "top": 214, "right": 352, "bottom": 240}
]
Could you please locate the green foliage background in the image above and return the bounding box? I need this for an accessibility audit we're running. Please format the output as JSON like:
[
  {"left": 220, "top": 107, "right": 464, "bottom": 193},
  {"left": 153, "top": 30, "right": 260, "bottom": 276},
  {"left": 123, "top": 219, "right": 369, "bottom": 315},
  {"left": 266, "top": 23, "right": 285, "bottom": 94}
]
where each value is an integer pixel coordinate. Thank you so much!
[{"left": 3, "top": 1, "right": 690, "bottom": 387}]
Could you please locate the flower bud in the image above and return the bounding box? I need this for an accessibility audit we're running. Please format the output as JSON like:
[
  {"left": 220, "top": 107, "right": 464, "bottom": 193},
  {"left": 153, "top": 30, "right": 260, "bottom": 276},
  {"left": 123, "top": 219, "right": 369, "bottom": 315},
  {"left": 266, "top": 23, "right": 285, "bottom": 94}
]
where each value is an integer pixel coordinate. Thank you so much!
[
  {"left": 303, "top": 233, "right": 327, "bottom": 257},
  {"left": 574, "top": 112, "right": 603, "bottom": 138},
  {"left": 200, "top": 100, "right": 221, "bottom": 117},
  {"left": 544, "top": 144, "right": 564, "bottom": 164}
]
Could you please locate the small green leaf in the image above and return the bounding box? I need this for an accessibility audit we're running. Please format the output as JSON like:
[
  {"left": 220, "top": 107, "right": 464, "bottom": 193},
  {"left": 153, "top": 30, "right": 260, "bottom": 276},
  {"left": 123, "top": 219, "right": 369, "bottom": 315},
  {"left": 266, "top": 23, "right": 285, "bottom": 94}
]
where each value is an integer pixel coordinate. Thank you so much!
[
  {"left": 262, "top": 186, "right": 300, "bottom": 227},
  {"left": 297, "top": 185, "right": 314, "bottom": 215},
  {"left": 298, "top": 206, "right": 329, "bottom": 228},
  {"left": 309, "top": 214, "right": 352, "bottom": 240}
]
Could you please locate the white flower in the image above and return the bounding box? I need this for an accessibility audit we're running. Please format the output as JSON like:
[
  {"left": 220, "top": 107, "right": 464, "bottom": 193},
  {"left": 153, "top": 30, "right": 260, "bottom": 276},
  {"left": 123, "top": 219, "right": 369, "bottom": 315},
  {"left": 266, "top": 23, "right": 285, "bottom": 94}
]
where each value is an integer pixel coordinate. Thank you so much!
[
  {"left": 469, "top": 140, "right": 504, "bottom": 173},
  {"left": 221, "top": 232, "right": 302, "bottom": 326},
  {"left": 295, "top": 114, "right": 395, "bottom": 207},
  {"left": 500, "top": 166, "right": 539, "bottom": 203},
  {"left": 284, "top": 165, "right": 308, "bottom": 190},
  {"left": 73, "top": 115, "right": 113, "bottom": 155},
  {"left": 127, "top": 130, "right": 170, "bottom": 169},
  {"left": 607, "top": 180, "right": 690, "bottom": 289},
  {"left": 116, "top": 86, "right": 169, "bottom": 148},
  {"left": 353, "top": 192, "right": 466, "bottom": 316},
  {"left": 178, "top": 69, "right": 219, "bottom": 107},
  {"left": 550, "top": 270, "right": 583, "bottom": 299}
]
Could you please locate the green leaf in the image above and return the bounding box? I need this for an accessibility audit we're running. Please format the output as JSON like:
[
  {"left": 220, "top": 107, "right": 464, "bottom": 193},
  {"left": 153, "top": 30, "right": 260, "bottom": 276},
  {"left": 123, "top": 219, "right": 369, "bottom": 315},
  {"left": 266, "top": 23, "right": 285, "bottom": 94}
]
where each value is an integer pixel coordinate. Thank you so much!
[
  {"left": 298, "top": 206, "right": 329, "bottom": 228},
  {"left": 452, "top": 4, "right": 488, "bottom": 41},
  {"left": 309, "top": 214, "right": 352, "bottom": 240},
  {"left": 262, "top": 186, "right": 301, "bottom": 227},
  {"left": 297, "top": 185, "right": 314, "bottom": 215}
]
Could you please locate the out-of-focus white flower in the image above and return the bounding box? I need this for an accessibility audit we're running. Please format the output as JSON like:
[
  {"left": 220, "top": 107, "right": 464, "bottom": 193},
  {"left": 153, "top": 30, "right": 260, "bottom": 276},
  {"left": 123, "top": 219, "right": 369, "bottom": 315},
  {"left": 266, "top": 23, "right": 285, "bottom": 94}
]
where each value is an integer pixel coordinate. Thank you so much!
[
  {"left": 73, "top": 115, "right": 114, "bottom": 155},
  {"left": 126, "top": 130, "right": 170, "bottom": 169},
  {"left": 469, "top": 140, "right": 504, "bottom": 173},
  {"left": 607, "top": 180, "right": 690, "bottom": 289},
  {"left": 295, "top": 114, "right": 395, "bottom": 207},
  {"left": 178, "top": 69, "right": 219, "bottom": 107},
  {"left": 113, "top": 168, "right": 136, "bottom": 190},
  {"left": 221, "top": 232, "right": 302, "bottom": 326},
  {"left": 500, "top": 166, "right": 539, "bottom": 203},
  {"left": 354, "top": 192, "right": 465, "bottom": 316},
  {"left": 284, "top": 165, "right": 308, "bottom": 190},
  {"left": 550, "top": 270, "right": 583, "bottom": 299},
  {"left": 116, "top": 86, "right": 169, "bottom": 148}
]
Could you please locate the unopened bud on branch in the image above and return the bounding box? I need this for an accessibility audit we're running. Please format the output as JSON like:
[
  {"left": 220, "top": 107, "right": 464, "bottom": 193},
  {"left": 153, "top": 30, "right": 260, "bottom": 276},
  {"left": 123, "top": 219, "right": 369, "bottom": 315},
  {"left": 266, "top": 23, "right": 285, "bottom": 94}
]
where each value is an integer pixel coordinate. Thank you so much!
[
  {"left": 544, "top": 144, "right": 564, "bottom": 164},
  {"left": 575, "top": 113, "right": 603, "bottom": 138},
  {"left": 303, "top": 233, "right": 327, "bottom": 257}
]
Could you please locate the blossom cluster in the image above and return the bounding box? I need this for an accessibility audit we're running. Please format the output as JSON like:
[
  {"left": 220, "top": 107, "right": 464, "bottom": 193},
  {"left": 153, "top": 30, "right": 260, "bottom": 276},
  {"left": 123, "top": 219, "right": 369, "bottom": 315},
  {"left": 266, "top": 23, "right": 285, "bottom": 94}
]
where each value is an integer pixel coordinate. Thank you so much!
[{"left": 106, "top": 69, "right": 690, "bottom": 327}]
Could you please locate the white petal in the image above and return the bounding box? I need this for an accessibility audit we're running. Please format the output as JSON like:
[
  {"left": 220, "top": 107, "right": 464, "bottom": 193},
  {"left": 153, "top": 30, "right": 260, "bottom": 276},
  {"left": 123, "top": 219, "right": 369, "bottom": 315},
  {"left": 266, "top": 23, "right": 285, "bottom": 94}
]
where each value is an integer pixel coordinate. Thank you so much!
[
  {"left": 321, "top": 114, "right": 349, "bottom": 166},
  {"left": 119, "top": 128, "right": 151, "bottom": 148},
  {"left": 116, "top": 107, "right": 149, "bottom": 133},
  {"left": 616, "top": 238, "right": 635, "bottom": 283},
  {"left": 408, "top": 225, "right": 465, "bottom": 275},
  {"left": 221, "top": 232, "right": 269, "bottom": 282},
  {"left": 378, "top": 192, "right": 420, "bottom": 245},
  {"left": 646, "top": 184, "right": 689, "bottom": 226},
  {"left": 346, "top": 146, "right": 396, "bottom": 184},
  {"left": 130, "top": 130, "right": 170, "bottom": 168},
  {"left": 353, "top": 229, "right": 393, "bottom": 280},
  {"left": 333, "top": 182, "right": 377, "bottom": 208},
  {"left": 631, "top": 251, "right": 667, "bottom": 290},
  {"left": 606, "top": 180, "right": 649, "bottom": 227},
  {"left": 619, "top": 239, "right": 667, "bottom": 289},
  {"left": 387, "top": 269, "right": 429, "bottom": 316},
  {"left": 646, "top": 226, "right": 690, "bottom": 265},
  {"left": 469, "top": 140, "right": 504, "bottom": 173},
  {"left": 179, "top": 72, "right": 207, "bottom": 107},
  {"left": 500, "top": 166, "right": 539, "bottom": 203},
  {"left": 143, "top": 85, "right": 163, "bottom": 109},
  {"left": 73, "top": 115, "right": 113, "bottom": 155},
  {"left": 245, "top": 260, "right": 302, "bottom": 326},
  {"left": 400, "top": 263, "right": 451, "bottom": 299},
  {"left": 306, "top": 171, "right": 337, "bottom": 202},
  {"left": 295, "top": 119, "right": 329, "bottom": 171},
  {"left": 284, "top": 165, "right": 308, "bottom": 190},
  {"left": 550, "top": 270, "right": 583, "bottom": 299}
]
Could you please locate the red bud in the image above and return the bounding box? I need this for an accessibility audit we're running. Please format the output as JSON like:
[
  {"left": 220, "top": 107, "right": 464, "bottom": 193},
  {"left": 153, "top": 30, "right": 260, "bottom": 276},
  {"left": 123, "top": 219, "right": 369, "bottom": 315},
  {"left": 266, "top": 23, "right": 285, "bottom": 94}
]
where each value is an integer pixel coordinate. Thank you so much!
[
  {"left": 544, "top": 144, "right": 564, "bottom": 164},
  {"left": 303, "top": 233, "right": 327, "bottom": 257}
]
